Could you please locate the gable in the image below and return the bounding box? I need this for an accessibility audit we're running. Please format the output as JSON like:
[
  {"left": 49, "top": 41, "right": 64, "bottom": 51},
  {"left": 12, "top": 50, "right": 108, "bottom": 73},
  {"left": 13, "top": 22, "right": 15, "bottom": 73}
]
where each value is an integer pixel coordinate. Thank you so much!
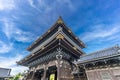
[{"left": 27, "top": 16, "right": 85, "bottom": 51}]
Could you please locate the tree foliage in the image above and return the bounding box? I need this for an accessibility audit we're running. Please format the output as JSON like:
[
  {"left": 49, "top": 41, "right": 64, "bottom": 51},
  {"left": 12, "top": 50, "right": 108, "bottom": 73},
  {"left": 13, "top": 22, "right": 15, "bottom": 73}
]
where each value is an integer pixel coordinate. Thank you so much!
[{"left": 9, "top": 73, "right": 23, "bottom": 80}]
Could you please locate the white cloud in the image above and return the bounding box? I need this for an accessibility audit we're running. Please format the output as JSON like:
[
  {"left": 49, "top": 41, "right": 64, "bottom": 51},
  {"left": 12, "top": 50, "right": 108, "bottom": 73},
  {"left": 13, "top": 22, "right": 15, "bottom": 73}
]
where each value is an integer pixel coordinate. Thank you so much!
[
  {"left": 28, "top": 0, "right": 74, "bottom": 12},
  {"left": 1, "top": 18, "right": 35, "bottom": 42},
  {"left": 0, "top": 0, "right": 15, "bottom": 11},
  {"left": 12, "top": 29, "right": 35, "bottom": 42},
  {"left": 57, "top": 0, "right": 74, "bottom": 10},
  {"left": 28, "top": 0, "right": 40, "bottom": 11},
  {"left": 27, "top": 0, "right": 75, "bottom": 26},
  {"left": 28, "top": 0, "right": 48, "bottom": 12},
  {"left": 0, "top": 54, "right": 28, "bottom": 75},
  {"left": 81, "top": 24, "right": 120, "bottom": 42},
  {"left": 0, "top": 40, "right": 12, "bottom": 53},
  {"left": 11, "top": 66, "right": 28, "bottom": 76}
]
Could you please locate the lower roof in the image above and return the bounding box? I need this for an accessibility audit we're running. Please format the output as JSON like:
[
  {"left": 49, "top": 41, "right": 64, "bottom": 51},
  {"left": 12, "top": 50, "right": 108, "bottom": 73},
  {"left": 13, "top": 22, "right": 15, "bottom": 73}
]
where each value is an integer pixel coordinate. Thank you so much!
[
  {"left": 78, "top": 45, "right": 120, "bottom": 64},
  {"left": 0, "top": 68, "right": 11, "bottom": 78}
]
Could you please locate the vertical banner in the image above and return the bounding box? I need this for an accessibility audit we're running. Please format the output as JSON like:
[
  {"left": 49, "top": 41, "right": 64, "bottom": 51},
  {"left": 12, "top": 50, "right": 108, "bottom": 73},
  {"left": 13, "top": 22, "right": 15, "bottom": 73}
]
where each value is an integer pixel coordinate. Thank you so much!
[{"left": 50, "top": 74, "right": 55, "bottom": 80}]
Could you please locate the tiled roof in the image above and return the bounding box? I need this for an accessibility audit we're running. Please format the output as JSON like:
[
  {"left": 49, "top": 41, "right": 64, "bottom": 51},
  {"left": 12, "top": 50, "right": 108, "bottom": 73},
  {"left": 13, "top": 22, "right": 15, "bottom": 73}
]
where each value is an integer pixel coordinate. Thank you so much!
[
  {"left": 79, "top": 45, "right": 120, "bottom": 63},
  {"left": 0, "top": 68, "right": 11, "bottom": 78}
]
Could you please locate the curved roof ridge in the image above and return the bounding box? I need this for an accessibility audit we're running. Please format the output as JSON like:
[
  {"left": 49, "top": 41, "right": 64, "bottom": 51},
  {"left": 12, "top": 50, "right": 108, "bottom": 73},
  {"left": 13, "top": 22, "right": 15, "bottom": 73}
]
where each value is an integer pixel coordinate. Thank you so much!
[{"left": 80, "top": 45, "right": 120, "bottom": 58}]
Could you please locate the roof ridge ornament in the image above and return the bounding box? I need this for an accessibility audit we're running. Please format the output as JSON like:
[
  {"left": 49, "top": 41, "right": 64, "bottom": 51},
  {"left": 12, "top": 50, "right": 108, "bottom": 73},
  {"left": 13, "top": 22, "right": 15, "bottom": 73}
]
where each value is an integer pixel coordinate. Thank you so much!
[
  {"left": 56, "top": 26, "right": 64, "bottom": 39},
  {"left": 56, "top": 34, "right": 64, "bottom": 39},
  {"left": 57, "top": 16, "right": 63, "bottom": 23},
  {"left": 58, "top": 26, "right": 62, "bottom": 31}
]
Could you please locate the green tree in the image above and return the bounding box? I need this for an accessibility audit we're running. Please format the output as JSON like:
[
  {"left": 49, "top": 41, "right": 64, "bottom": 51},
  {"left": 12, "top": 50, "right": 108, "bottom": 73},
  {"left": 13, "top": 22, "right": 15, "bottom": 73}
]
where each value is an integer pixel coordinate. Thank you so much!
[{"left": 9, "top": 73, "right": 22, "bottom": 80}]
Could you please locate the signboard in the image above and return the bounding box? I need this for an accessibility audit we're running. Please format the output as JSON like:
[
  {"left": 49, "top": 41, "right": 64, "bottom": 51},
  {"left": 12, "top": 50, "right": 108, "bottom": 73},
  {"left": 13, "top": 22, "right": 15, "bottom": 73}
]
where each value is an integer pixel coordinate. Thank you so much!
[{"left": 50, "top": 74, "right": 55, "bottom": 80}]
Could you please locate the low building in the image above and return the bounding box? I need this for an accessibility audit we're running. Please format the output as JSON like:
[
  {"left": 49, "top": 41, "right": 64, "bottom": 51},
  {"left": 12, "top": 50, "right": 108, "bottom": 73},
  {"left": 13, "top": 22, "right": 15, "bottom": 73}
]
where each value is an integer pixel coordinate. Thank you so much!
[
  {"left": 73, "top": 45, "right": 120, "bottom": 80},
  {"left": 0, "top": 68, "right": 12, "bottom": 80}
]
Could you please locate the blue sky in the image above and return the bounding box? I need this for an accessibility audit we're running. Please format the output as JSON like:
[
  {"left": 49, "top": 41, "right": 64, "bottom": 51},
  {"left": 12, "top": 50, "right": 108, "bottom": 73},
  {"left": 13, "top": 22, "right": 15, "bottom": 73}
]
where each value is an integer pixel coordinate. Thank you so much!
[{"left": 0, "top": 0, "right": 120, "bottom": 75}]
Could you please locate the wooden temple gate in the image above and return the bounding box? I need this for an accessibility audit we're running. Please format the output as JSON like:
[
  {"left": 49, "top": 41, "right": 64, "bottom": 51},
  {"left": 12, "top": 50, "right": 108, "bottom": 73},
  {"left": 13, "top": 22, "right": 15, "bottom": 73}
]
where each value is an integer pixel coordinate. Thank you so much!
[
  {"left": 17, "top": 17, "right": 86, "bottom": 80},
  {"left": 26, "top": 60, "right": 74, "bottom": 80}
]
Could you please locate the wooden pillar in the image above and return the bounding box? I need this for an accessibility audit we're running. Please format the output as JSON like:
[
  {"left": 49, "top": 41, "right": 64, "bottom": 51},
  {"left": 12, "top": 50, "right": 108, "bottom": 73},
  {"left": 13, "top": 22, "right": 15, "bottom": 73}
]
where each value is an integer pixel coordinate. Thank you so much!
[
  {"left": 43, "top": 64, "right": 47, "bottom": 80},
  {"left": 83, "top": 64, "right": 89, "bottom": 80},
  {"left": 76, "top": 65, "right": 80, "bottom": 80},
  {"left": 25, "top": 71, "right": 29, "bottom": 80},
  {"left": 57, "top": 59, "right": 60, "bottom": 80},
  {"left": 77, "top": 74, "right": 81, "bottom": 80},
  {"left": 31, "top": 67, "right": 37, "bottom": 80}
]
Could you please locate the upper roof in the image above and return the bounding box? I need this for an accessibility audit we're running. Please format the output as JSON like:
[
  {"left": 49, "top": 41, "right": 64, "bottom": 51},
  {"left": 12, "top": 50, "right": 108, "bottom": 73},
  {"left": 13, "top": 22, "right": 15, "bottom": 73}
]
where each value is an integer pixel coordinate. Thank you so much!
[
  {"left": 27, "top": 16, "right": 85, "bottom": 51},
  {"left": 0, "top": 67, "right": 11, "bottom": 78},
  {"left": 17, "top": 17, "right": 86, "bottom": 66},
  {"left": 78, "top": 45, "right": 120, "bottom": 63}
]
